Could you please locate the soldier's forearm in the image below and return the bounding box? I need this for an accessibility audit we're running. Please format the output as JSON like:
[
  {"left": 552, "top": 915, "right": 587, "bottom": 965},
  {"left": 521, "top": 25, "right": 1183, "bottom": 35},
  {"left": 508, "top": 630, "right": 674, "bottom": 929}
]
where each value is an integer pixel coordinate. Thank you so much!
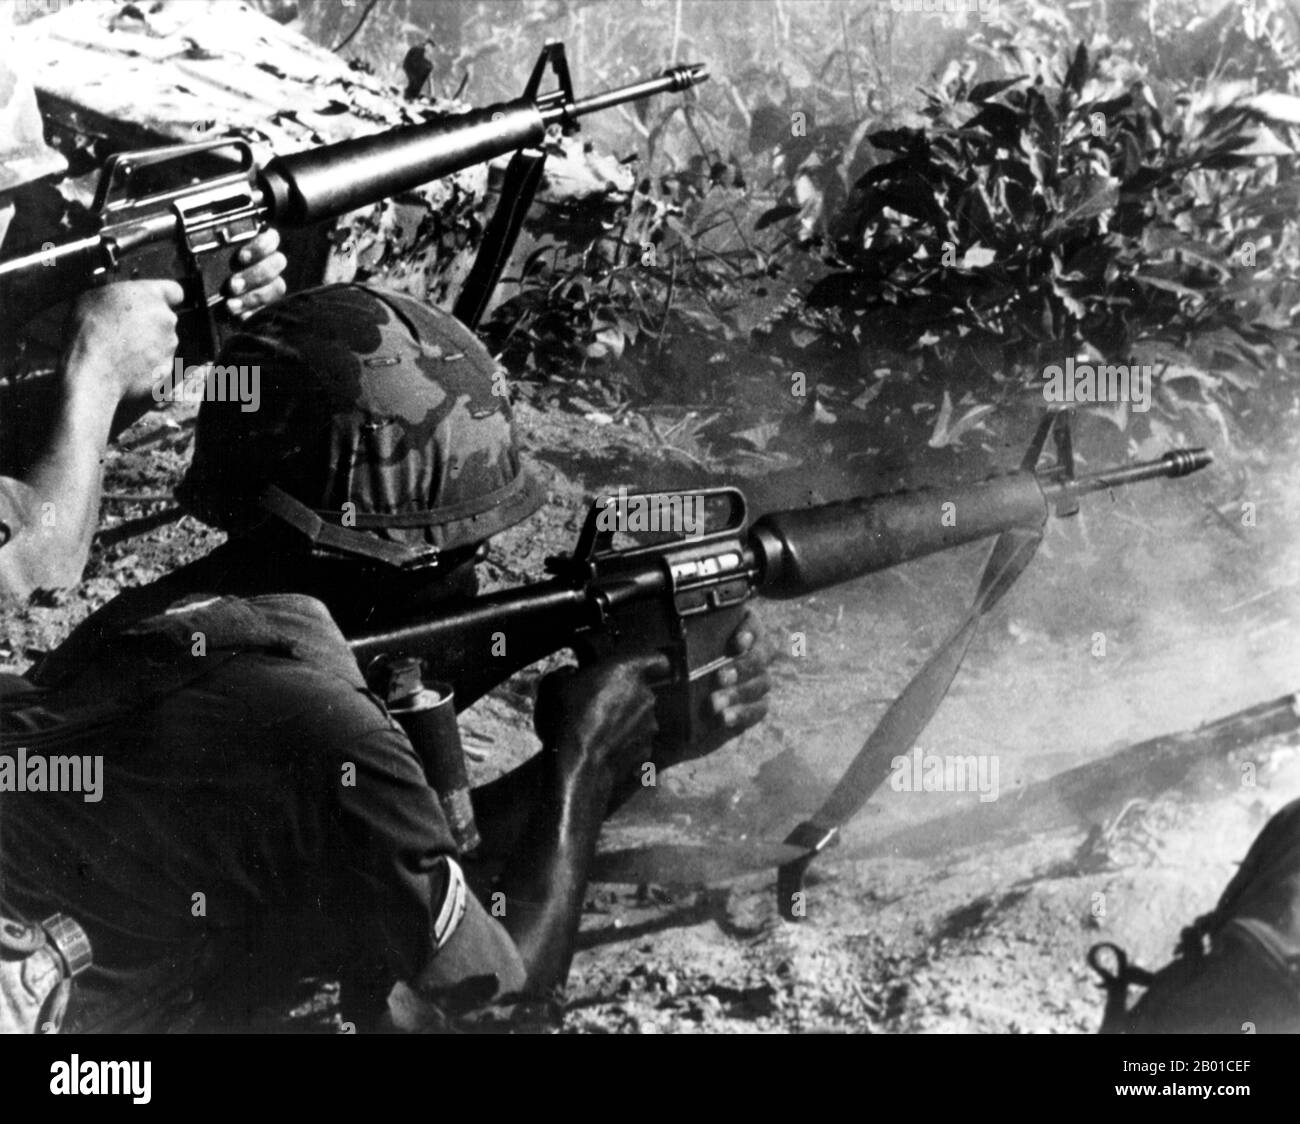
[
  {"left": 0, "top": 354, "right": 118, "bottom": 599},
  {"left": 492, "top": 741, "right": 613, "bottom": 997}
]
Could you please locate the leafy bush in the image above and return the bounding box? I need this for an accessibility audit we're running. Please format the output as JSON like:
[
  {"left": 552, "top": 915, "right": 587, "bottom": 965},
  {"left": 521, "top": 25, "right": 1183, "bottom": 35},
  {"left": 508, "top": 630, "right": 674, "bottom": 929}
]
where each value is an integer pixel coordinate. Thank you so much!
[
  {"left": 760, "top": 41, "right": 1300, "bottom": 418},
  {"left": 479, "top": 154, "right": 780, "bottom": 394}
]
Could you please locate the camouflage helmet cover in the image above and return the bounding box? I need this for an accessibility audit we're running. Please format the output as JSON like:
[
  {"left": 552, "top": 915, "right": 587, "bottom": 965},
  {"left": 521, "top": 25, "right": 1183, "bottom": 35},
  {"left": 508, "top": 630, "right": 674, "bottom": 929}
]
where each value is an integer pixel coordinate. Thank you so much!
[
  {"left": 0, "top": 47, "right": 66, "bottom": 193},
  {"left": 178, "top": 284, "right": 545, "bottom": 568}
]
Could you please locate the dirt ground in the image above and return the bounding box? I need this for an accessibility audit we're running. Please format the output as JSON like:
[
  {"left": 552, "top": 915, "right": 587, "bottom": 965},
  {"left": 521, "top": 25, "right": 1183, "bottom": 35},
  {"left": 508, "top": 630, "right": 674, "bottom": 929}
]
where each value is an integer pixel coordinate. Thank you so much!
[{"left": 3, "top": 357, "right": 1298, "bottom": 1035}]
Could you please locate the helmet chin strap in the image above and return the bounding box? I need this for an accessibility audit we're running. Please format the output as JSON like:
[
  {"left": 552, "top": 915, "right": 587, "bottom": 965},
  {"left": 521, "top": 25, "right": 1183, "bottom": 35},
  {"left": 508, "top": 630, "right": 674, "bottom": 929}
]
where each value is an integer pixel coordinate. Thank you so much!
[
  {"left": 252, "top": 468, "right": 538, "bottom": 567},
  {"left": 257, "top": 484, "right": 440, "bottom": 569}
]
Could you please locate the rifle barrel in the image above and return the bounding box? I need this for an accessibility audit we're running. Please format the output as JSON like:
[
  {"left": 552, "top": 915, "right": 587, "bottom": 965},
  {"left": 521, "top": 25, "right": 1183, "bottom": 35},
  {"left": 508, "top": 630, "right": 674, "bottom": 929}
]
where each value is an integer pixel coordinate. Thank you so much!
[
  {"left": 258, "top": 62, "right": 708, "bottom": 227},
  {"left": 752, "top": 446, "right": 1212, "bottom": 598},
  {"left": 1044, "top": 447, "right": 1212, "bottom": 502},
  {"left": 751, "top": 472, "right": 1049, "bottom": 598},
  {"left": 542, "top": 63, "right": 709, "bottom": 124},
  {"left": 259, "top": 101, "right": 545, "bottom": 226}
]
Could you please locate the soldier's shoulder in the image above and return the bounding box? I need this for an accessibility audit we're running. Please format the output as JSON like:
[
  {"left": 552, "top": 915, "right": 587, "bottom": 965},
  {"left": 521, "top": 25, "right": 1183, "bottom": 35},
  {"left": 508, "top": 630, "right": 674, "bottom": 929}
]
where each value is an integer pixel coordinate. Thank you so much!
[{"left": 34, "top": 590, "right": 357, "bottom": 689}]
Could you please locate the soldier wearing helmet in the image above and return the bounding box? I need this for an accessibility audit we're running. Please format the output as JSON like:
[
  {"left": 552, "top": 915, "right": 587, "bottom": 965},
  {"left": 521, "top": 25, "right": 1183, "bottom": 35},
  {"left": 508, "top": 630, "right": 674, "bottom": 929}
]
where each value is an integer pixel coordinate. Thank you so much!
[
  {"left": 1, "top": 284, "right": 770, "bottom": 1030},
  {"left": 0, "top": 44, "right": 287, "bottom": 600},
  {"left": 177, "top": 284, "right": 546, "bottom": 575}
]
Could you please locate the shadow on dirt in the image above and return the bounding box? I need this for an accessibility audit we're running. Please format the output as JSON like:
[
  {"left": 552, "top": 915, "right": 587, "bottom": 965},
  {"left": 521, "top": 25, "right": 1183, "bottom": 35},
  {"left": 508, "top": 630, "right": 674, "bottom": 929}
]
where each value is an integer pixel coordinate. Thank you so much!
[{"left": 933, "top": 887, "right": 1032, "bottom": 942}]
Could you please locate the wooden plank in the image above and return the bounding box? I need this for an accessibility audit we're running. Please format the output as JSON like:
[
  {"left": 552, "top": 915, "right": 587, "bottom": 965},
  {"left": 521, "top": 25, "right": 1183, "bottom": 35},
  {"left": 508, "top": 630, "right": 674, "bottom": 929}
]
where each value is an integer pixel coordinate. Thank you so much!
[{"left": 873, "top": 692, "right": 1300, "bottom": 856}]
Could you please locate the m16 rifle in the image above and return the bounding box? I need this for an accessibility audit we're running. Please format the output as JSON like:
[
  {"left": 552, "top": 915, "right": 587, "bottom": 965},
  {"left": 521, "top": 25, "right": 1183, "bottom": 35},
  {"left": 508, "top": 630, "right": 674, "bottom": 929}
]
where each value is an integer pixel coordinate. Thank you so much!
[
  {"left": 0, "top": 43, "right": 707, "bottom": 346},
  {"left": 349, "top": 410, "right": 1211, "bottom": 913}
]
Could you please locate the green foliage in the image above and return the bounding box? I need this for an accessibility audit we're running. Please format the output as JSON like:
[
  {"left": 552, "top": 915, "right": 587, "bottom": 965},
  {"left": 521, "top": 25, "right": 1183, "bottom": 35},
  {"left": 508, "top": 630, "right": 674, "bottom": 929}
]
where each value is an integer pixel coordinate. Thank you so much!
[
  {"left": 480, "top": 154, "right": 778, "bottom": 392},
  {"left": 295, "top": 1, "right": 1300, "bottom": 452},
  {"left": 333, "top": 179, "right": 485, "bottom": 305},
  {"left": 767, "top": 40, "right": 1300, "bottom": 418}
]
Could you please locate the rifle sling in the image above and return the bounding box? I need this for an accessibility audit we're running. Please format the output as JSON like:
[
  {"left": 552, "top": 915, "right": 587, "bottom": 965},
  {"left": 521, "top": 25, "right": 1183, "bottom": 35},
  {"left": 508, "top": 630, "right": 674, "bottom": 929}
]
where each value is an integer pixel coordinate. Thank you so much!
[{"left": 453, "top": 148, "right": 548, "bottom": 332}]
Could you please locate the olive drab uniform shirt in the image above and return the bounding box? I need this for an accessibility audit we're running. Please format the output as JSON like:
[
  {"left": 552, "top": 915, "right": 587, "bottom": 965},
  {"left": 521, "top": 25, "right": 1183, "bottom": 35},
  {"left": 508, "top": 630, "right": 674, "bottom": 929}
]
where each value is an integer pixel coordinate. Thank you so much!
[{"left": 0, "top": 590, "right": 499, "bottom": 1030}]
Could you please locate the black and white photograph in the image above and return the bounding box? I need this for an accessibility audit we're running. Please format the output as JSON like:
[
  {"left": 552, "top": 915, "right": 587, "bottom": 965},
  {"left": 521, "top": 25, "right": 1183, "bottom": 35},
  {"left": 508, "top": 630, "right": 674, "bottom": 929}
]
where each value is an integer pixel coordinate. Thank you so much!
[{"left": 0, "top": 0, "right": 1297, "bottom": 1082}]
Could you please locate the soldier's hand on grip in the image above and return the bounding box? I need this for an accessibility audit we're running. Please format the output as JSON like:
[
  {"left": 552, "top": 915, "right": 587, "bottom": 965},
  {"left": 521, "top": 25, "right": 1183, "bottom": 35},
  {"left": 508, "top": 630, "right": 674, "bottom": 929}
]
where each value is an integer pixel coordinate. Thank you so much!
[
  {"left": 534, "top": 653, "right": 672, "bottom": 788},
  {"left": 66, "top": 280, "right": 183, "bottom": 406}
]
